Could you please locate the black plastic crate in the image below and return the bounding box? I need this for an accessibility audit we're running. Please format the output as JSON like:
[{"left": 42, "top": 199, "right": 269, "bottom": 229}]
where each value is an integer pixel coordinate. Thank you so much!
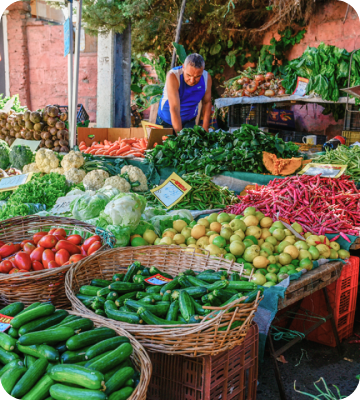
[
  {"left": 344, "top": 104, "right": 360, "bottom": 131},
  {"left": 53, "top": 104, "right": 89, "bottom": 123},
  {"left": 228, "top": 103, "right": 268, "bottom": 128}
]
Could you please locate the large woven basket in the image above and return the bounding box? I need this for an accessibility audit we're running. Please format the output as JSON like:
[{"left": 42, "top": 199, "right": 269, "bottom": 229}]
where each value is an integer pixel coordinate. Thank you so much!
[
  {"left": 68, "top": 311, "right": 151, "bottom": 400},
  {"left": 0, "top": 216, "right": 110, "bottom": 308},
  {"left": 66, "top": 246, "right": 262, "bottom": 357}
]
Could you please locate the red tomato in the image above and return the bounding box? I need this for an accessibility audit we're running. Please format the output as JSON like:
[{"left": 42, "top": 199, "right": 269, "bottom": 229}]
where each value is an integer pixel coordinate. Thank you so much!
[
  {"left": 0, "top": 243, "right": 21, "bottom": 258},
  {"left": 62, "top": 261, "right": 71, "bottom": 266},
  {"left": 21, "top": 239, "right": 35, "bottom": 248},
  {"left": 42, "top": 249, "right": 55, "bottom": 269},
  {"left": 47, "top": 260, "right": 60, "bottom": 269},
  {"left": 9, "top": 268, "right": 19, "bottom": 274},
  {"left": 32, "top": 261, "right": 44, "bottom": 271},
  {"left": 55, "top": 249, "right": 70, "bottom": 266},
  {"left": 30, "top": 246, "right": 45, "bottom": 262},
  {"left": 0, "top": 260, "right": 14, "bottom": 273},
  {"left": 66, "top": 235, "right": 82, "bottom": 246},
  {"left": 69, "top": 254, "right": 86, "bottom": 263},
  {"left": 81, "top": 246, "right": 87, "bottom": 256},
  {"left": 82, "top": 236, "right": 101, "bottom": 252},
  {"left": 55, "top": 240, "right": 81, "bottom": 255},
  {"left": 23, "top": 242, "right": 36, "bottom": 255},
  {"left": 33, "top": 232, "right": 48, "bottom": 244},
  {"left": 54, "top": 229, "right": 67, "bottom": 237},
  {"left": 14, "top": 252, "right": 32, "bottom": 271},
  {"left": 54, "top": 234, "right": 66, "bottom": 242},
  {"left": 87, "top": 241, "right": 102, "bottom": 255},
  {"left": 51, "top": 248, "right": 57, "bottom": 253},
  {"left": 49, "top": 228, "right": 57, "bottom": 235},
  {"left": 38, "top": 235, "right": 58, "bottom": 249},
  {"left": 0, "top": 240, "right": 5, "bottom": 248}
]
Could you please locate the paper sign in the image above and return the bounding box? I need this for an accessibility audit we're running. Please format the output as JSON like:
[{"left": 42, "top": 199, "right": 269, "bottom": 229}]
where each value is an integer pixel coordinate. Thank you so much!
[
  {"left": 0, "top": 173, "right": 33, "bottom": 192},
  {"left": 141, "top": 121, "right": 163, "bottom": 139},
  {"left": 51, "top": 195, "right": 80, "bottom": 215},
  {"left": 293, "top": 77, "right": 309, "bottom": 96},
  {"left": 144, "top": 274, "right": 173, "bottom": 285},
  {"left": 298, "top": 163, "right": 347, "bottom": 178},
  {"left": 11, "top": 139, "right": 41, "bottom": 152},
  {"left": 0, "top": 313, "right": 13, "bottom": 332},
  {"left": 150, "top": 172, "right": 192, "bottom": 209}
]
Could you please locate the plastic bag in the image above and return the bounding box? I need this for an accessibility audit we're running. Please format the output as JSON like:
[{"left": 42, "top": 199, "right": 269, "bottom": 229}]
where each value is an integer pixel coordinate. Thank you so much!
[
  {"left": 70, "top": 191, "right": 110, "bottom": 221},
  {"left": 97, "top": 185, "right": 120, "bottom": 200},
  {"left": 142, "top": 207, "right": 167, "bottom": 220}
]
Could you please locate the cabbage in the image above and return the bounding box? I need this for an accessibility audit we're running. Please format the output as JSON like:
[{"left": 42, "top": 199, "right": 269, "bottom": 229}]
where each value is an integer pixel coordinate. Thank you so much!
[
  {"left": 70, "top": 191, "right": 110, "bottom": 221},
  {"left": 131, "top": 220, "right": 155, "bottom": 236},
  {"left": 100, "top": 192, "right": 146, "bottom": 230},
  {"left": 106, "top": 225, "right": 131, "bottom": 247},
  {"left": 142, "top": 207, "right": 167, "bottom": 220},
  {"left": 67, "top": 188, "right": 85, "bottom": 196},
  {"left": 150, "top": 209, "right": 192, "bottom": 235},
  {"left": 97, "top": 185, "right": 120, "bottom": 200}
]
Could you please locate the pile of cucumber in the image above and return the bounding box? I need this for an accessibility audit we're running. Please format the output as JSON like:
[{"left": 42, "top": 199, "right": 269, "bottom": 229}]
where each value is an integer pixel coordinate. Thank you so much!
[
  {"left": 0, "top": 301, "right": 139, "bottom": 400},
  {"left": 76, "top": 261, "right": 263, "bottom": 326}
]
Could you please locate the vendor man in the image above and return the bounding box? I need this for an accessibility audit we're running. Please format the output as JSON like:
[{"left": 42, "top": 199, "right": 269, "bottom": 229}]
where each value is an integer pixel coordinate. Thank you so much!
[{"left": 156, "top": 53, "right": 212, "bottom": 133}]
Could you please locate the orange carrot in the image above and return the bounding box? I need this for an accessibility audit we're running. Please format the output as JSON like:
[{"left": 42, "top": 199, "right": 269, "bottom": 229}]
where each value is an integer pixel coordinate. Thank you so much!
[{"left": 116, "top": 145, "right": 131, "bottom": 155}]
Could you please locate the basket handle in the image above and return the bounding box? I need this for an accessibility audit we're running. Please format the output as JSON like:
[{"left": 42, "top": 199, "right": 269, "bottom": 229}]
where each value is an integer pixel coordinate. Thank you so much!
[{"left": 95, "top": 227, "right": 116, "bottom": 248}]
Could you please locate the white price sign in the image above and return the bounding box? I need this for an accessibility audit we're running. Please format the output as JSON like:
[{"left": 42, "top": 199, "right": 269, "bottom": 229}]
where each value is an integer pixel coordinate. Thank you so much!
[
  {"left": 51, "top": 195, "right": 80, "bottom": 215},
  {"left": 0, "top": 173, "right": 33, "bottom": 192}
]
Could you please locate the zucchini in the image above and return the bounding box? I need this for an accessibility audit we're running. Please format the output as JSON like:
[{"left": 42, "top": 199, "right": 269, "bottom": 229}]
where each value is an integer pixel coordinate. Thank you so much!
[
  {"left": 186, "top": 276, "right": 210, "bottom": 287},
  {"left": 243, "top": 289, "right": 263, "bottom": 303},
  {"left": 76, "top": 294, "right": 96, "bottom": 302},
  {"left": 58, "top": 317, "right": 94, "bottom": 334},
  {"left": 201, "top": 293, "right": 221, "bottom": 306},
  {"left": 0, "top": 332, "right": 16, "bottom": 351},
  {"left": 0, "top": 347, "right": 20, "bottom": 364},
  {"left": 112, "top": 273, "right": 125, "bottom": 282},
  {"left": 105, "top": 300, "right": 118, "bottom": 311},
  {"left": 61, "top": 346, "right": 91, "bottom": 364},
  {"left": 97, "top": 287, "right": 111, "bottom": 297},
  {"left": 49, "top": 364, "right": 105, "bottom": 390},
  {"left": 17, "top": 344, "right": 59, "bottom": 362},
  {"left": 146, "top": 286, "right": 162, "bottom": 294},
  {"left": 227, "top": 281, "right": 257, "bottom": 291},
  {"left": 91, "top": 298, "right": 106, "bottom": 311},
  {"left": 125, "top": 378, "right": 134, "bottom": 387},
  {"left": 189, "top": 296, "right": 206, "bottom": 316},
  {"left": 196, "top": 272, "right": 226, "bottom": 283},
  {"left": 0, "top": 302, "right": 24, "bottom": 317},
  {"left": 11, "top": 304, "right": 56, "bottom": 329},
  {"left": 84, "top": 351, "right": 113, "bottom": 368},
  {"left": 106, "top": 291, "right": 119, "bottom": 301},
  {"left": 80, "top": 286, "right": 100, "bottom": 296},
  {"left": 115, "top": 292, "right": 138, "bottom": 307},
  {"left": 188, "top": 315, "right": 201, "bottom": 324},
  {"left": 55, "top": 343, "right": 67, "bottom": 354},
  {"left": 179, "top": 291, "right": 194, "bottom": 322},
  {"left": 17, "top": 302, "right": 41, "bottom": 315},
  {"left": 19, "top": 326, "right": 75, "bottom": 346},
  {"left": 7, "top": 327, "right": 19, "bottom": 338},
  {"left": 95, "top": 310, "right": 106, "bottom": 317},
  {"left": 136, "top": 292, "right": 149, "bottom": 299},
  {"left": 149, "top": 266, "right": 173, "bottom": 279},
  {"left": 133, "top": 275, "right": 146, "bottom": 284},
  {"left": 24, "top": 355, "right": 37, "bottom": 368},
  {"left": 1, "top": 365, "right": 27, "bottom": 394},
  {"left": 105, "top": 308, "right": 141, "bottom": 324},
  {"left": 172, "top": 286, "right": 208, "bottom": 300},
  {"left": 118, "top": 306, "right": 133, "bottom": 313},
  {"left": 213, "top": 289, "right": 240, "bottom": 303},
  {"left": 91, "top": 279, "right": 112, "bottom": 288},
  {"left": 205, "top": 280, "right": 229, "bottom": 291},
  {"left": 22, "top": 373, "right": 54, "bottom": 400},
  {"left": 178, "top": 276, "right": 192, "bottom": 288},
  {"left": 109, "top": 282, "right": 145, "bottom": 293},
  {"left": 138, "top": 307, "right": 184, "bottom": 326},
  {"left": 123, "top": 262, "right": 141, "bottom": 283},
  {"left": 124, "top": 299, "right": 169, "bottom": 317},
  {"left": 19, "top": 309, "right": 68, "bottom": 336},
  {"left": 177, "top": 315, "right": 187, "bottom": 323},
  {"left": 88, "top": 343, "right": 133, "bottom": 374},
  {"left": 0, "top": 360, "right": 24, "bottom": 378},
  {"left": 229, "top": 272, "right": 241, "bottom": 281},
  {"left": 11, "top": 357, "right": 48, "bottom": 398},
  {"left": 105, "top": 366, "right": 134, "bottom": 395},
  {"left": 103, "top": 360, "right": 133, "bottom": 381},
  {"left": 85, "top": 337, "right": 130, "bottom": 360},
  {"left": 218, "top": 320, "right": 244, "bottom": 331},
  {"left": 161, "top": 291, "right": 171, "bottom": 302},
  {"left": 66, "top": 328, "right": 116, "bottom": 351},
  {"left": 137, "top": 296, "right": 155, "bottom": 305},
  {"left": 166, "top": 300, "right": 179, "bottom": 321},
  {"left": 183, "top": 269, "right": 196, "bottom": 276},
  {"left": 109, "top": 387, "right": 134, "bottom": 400},
  {"left": 50, "top": 383, "right": 107, "bottom": 400},
  {"left": 48, "top": 315, "right": 81, "bottom": 329}
]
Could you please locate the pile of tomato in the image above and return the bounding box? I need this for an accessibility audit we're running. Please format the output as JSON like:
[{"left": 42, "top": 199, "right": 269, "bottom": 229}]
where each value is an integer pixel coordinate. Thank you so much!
[{"left": 0, "top": 228, "right": 102, "bottom": 274}]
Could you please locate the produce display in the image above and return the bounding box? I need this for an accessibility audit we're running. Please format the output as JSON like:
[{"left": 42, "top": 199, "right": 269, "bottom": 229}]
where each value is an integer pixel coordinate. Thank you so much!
[
  {"left": 0, "top": 227, "right": 103, "bottom": 274},
  {"left": 79, "top": 138, "right": 148, "bottom": 158},
  {"left": 76, "top": 260, "right": 262, "bottom": 325},
  {"left": 146, "top": 125, "right": 300, "bottom": 176},
  {"left": 226, "top": 175, "right": 360, "bottom": 236},
  {"left": 0, "top": 302, "right": 138, "bottom": 399}
]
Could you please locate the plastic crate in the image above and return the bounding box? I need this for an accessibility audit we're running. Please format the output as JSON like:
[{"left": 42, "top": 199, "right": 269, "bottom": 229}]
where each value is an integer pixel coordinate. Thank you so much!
[
  {"left": 147, "top": 323, "right": 259, "bottom": 400},
  {"left": 290, "top": 256, "right": 359, "bottom": 347},
  {"left": 342, "top": 131, "right": 360, "bottom": 145},
  {"left": 344, "top": 104, "right": 360, "bottom": 131},
  {"left": 228, "top": 104, "right": 268, "bottom": 128},
  {"left": 53, "top": 104, "right": 89, "bottom": 124}
]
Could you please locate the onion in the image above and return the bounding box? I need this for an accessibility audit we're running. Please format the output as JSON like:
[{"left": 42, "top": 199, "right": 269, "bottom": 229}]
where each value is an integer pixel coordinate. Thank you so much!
[
  {"left": 265, "top": 72, "right": 275, "bottom": 81},
  {"left": 265, "top": 89, "right": 275, "bottom": 97},
  {"left": 237, "top": 78, "right": 245, "bottom": 85},
  {"left": 242, "top": 77, "right": 250, "bottom": 84},
  {"left": 246, "top": 82, "right": 258, "bottom": 93},
  {"left": 258, "top": 89, "right": 265, "bottom": 96},
  {"left": 278, "top": 88, "right": 286, "bottom": 95},
  {"left": 244, "top": 90, "right": 252, "bottom": 96},
  {"left": 255, "top": 74, "right": 265, "bottom": 83}
]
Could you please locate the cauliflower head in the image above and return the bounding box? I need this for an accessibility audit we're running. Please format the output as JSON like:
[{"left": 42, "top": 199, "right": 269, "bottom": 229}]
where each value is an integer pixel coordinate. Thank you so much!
[
  {"left": 35, "top": 149, "right": 59, "bottom": 173},
  {"left": 65, "top": 168, "right": 86, "bottom": 184},
  {"left": 50, "top": 167, "right": 65, "bottom": 175},
  {"left": 61, "top": 150, "right": 85, "bottom": 171},
  {"left": 83, "top": 169, "right": 109, "bottom": 191},
  {"left": 104, "top": 176, "right": 131, "bottom": 193},
  {"left": 23, "top": 163, "right": 40, "bottom": 174},
  {"left": 121, "top": 165, "right": 148, "bottom": 192}
]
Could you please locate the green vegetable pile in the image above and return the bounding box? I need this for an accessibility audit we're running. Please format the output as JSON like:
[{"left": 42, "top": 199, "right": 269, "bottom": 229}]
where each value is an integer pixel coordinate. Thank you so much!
[
  {"left": 0, "top": 94, "right": 27, "bottom": 113},
  {"left": 315, "top": 145, "right": 360, "bottom": 182},
  {"left": 0, "top": 139, "right": 10, "bottom": 170},
  {"left": 146, "top": 125, "right": 300, "bottom": 176},
  {"left": 282, "top": 43, "right": 360, "bottom": 103},
  {"left": 9, "top": 145, "right": 33, "bottom": 171}
]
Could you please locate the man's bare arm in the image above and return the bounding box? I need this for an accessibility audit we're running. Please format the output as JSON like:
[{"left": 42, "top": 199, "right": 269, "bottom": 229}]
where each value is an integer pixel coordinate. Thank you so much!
[
  {"left": 167, "top": 73, "right": 182, "bottom": 132},
  {"left": 201, "top": 74, "right": 212, "bottom": 132}
]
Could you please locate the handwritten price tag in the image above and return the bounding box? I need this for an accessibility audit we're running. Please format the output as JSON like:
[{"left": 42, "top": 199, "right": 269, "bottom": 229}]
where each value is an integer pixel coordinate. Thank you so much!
[
  {"left": 0, "top": 173, "right": 33, "bottom": 192},
  {"left": 51, "top": 195, "right": 80, "bottom": 215},
  {"left": 0, "top": 313, "right": 13, "bottom": 332}
]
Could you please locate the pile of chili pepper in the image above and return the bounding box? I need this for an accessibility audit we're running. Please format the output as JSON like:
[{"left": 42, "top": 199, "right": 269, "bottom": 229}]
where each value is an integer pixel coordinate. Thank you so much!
[{"left": 226, "top": 174, "right": 360, "bottom": 236}]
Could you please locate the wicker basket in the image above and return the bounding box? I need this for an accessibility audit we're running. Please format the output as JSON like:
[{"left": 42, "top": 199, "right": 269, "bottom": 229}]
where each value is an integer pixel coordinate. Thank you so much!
[
  {"left": 66, "top": 246, "right": 262, "bottom": 357},
  {"left": 0, "top": 216, "right": 110, "bottom": 308},
  {"left": 68, "top": 311, "right": 152, "bottom": 400}
]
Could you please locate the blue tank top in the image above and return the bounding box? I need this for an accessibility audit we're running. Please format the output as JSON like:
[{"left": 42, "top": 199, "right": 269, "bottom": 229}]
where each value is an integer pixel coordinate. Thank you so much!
[{"left": 158, "top": 66, "right": 208, "bottom": 125}]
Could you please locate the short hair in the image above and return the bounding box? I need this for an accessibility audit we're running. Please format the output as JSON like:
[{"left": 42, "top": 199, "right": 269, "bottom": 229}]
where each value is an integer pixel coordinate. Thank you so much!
[{"left": 184, "top": 53, "right": 205, "bottom": 69}]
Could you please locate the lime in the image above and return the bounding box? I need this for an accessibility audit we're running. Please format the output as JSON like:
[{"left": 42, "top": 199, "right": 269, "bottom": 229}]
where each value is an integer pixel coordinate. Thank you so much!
[
  {"left": 224, "top": 253, "right": 236, "bottom": 261},
  {"left": 235, "top": 215, "right": 244, "bottom": 219},
  {"left": 131, "top": 237, "right": 149, "bottom": 246},
  {"left": 189, "top": 221, "right": 197, "bottom": 228},
  {"left": 245, "top": 235, "right": 258, "bottom": 245},
  {"left": 212, "top": 235, "right": 227, "bottom": 248},
  {"left": 257, "top": 268, "right": 268, "bottom": 276},
  {"left": 217, "top": 212, "right": 231, "bottom": 223},
  {"left": 236, "top": 257, "right": 246, "bottom": 264}
]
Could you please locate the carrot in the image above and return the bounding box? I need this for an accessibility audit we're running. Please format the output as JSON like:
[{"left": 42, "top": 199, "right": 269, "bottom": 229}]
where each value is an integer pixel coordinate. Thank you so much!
[
  {"left": 116, "top": 145, "right": 131, "bottom": 155},
  {"left": 104, "top": 140, "right": 110, "bottom": 146},
  {"left": 140, "top": 138, "right": 147, "bottom": 148},
  {"left": 95, "top": 149, "right": 105, "bottom": 155},
  {"left": 109, "top": 150, "right": 117, "bottom": 156},
  {"left": 89, "top": 149, "right": 97, "bottom": 154},
  {"left": 83, "top": 148, "right": 91, "bottom": 154},
  {"left": 122, "top": 139, "right": 137, "bottom": 144},
  {"left": 131, "top": 153, "right": 145, "bottom": 158}
]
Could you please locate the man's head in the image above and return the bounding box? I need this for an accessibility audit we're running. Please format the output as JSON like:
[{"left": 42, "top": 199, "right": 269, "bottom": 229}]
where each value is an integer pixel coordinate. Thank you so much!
[{"left": 183, "top": 53, "right": 205, "bottom": 86}]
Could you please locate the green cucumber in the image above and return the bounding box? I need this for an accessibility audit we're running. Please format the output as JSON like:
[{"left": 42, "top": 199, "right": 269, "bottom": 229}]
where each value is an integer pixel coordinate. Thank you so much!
[
  {"left": 7, "top": 327, "right": 19, "bottom": 338},
  {"left": 55, "top": 343, "right": 67, "bottom": 354},
  {"left": 161, "top": 291, "right": 171, "bottom": 302},
  {"left": 213, "top": 289, "right": 240, "bottom": 303},
  {"left": 50, "top": 383, "right": 107, "bottom": 400},
  {"left": 106, "top": 291, "right": 119, "bottom": 301},
  {"left": 49, "top": 364, "right": 105, "bottom": 390},
  {"left": 97, "top": 287, "right": 111, "bottom": 297},
  {"left": 183, "top": 269, "right": 196, "bottom": 276},
  {"left": 189, "top": 296, "right": 206, "bottom": 316},
  {"left": 0, "top": 332, "right": 16, "bottom": 351},
  {"left": 66, "top": 328, "right": 116, "bottom": 351},
  {"left": 58, "top": 317, "right": 94, "bottom": 334},
  {"left": 227, "top": 281, "right": 257, "bottom": 291},
  {"left": 243, "top": 289, "right": 263, "bottom": 303},
  {"left": 85, "top": 337, "right": 130, "bottom": 360},
  {"left": 22, "top": 373, "right": 54, "bottom": 400},
  {"left": 105, "top": 366, "right": 134, "bottom": 395},
  {"left": 178, "top": 276, "right": 192, "bottom": 288},
  {"left": 196, "top": 272, "right": 226, "bottom": 283},
  {"left": 0, "top": 360, "right": 24, "bottom": 378},
  {"left": 112, "top": 274, "right": 125, "bottom": 282},
  {"left": 91, "top": 279, "right": 112, "bottom": 288},
  {"left": 186, "top": 276, "right": 210, "bottom": 287},
  {"left": 177, "top": 315, "right": 187, "bottom": 323},
  {"left": 24, "top": 355, "right": 37, "bottom": 368},
  {"left": 0, "top": 347, "right": 20, "bottom": 364},
  {"left": 188, "top": 315, "right": 201, "bottom": 324},
  {"left": 124, "top": 299, "right": 169, "bottom": 317},
  {"left": 166, "top": 300, "right": 179, "bottom": 321},
  {"left": 11, "top": 357, "right": 48, "bottom": 398},
  {"left": 95, "top": 310, "right": 106, "bottom": 317},
  {"left": 125, "top": 378, "right": 134, "bottom": 387},
  {"left": 109, "top": 282, "right": 145, "bottom": 293},
  {"left": 19, "top": 310, "right": 69, "bottom": 336},
  {"left": 146, "top": 286, "right": 162, "bottom": 294},
  {"left": 76, "top": 294, "right": 95, "bottom": 302},
  {"left": 1, "top": 365, "right": 27, "bottom": 394},
  {"left": 115, "top": 292, "right": 138, "bottom": 307},
  {"left": 205, "top": 280, "right": 229, "bottom": 291},
  {"left": 172, "top": 286, "right": 208, "bottom": 300},
  {"left": 133, "top": 275, "right": 146, "bottom": 284},
  {"left": 49, "top": 315, "right": 81, "bottom": 329},
  {"left": 229, "top": 272, "right": 241, "bottom": 281},
  {"left": 19, "top": 326, "right": 75, "bottom": 346},
  {"left": 61, "top": 346, "right": 92, "bottom": 364},
  {"left": 88, "top": 343, "right": 133, "bottom": 373},
  {"left": 179, "top": 291, "right": 194, "bottom": 322},
  {"left": 11, "top": 304, "right": 55, "bottom": 329},
  {"left": 201, "top": 293, "right": 221, "bottom": 306},
  {"left": 105, "top": 309, "right": 141, "bottom": 324},
  {"left": 138, "top": 307, "right": 184, "bottom": 325},
  {"left": 17, "top": 344, "right": 59, "bottom": 362},
  {"left": 136, "top": 292, "right": 149, "bottom": 299},
  {"left": 17, "top": 302, "right": 42, "bottom": 315},
  {"left": 123, "top": 262, "right": 141, "bottom": 283},
  {"left": 103, "top": 360, "right": 133, "bottom": 381},
  {"left": 80, "top": 286, "right": 100, "bottom": 296},
  {"left": 105, "top": 300, "right": 118, "bottom": 311},
  {"left": 137, "top": 296, "right": 155, "bottom": 305},
  {"left": 0, "top": 302, "right": 24, "bottom": 317},
  {"left": 109, "top": 387, "right": 134, "bottom": 400},
  {"left": 84, "top": 351, "right": 113, "bottom": 368},
  {"left": 149, "top": 266, "right": 173, "bottom": 279},
  {"left": 218, "top": 320, "right": 244, "bottom": 331}
]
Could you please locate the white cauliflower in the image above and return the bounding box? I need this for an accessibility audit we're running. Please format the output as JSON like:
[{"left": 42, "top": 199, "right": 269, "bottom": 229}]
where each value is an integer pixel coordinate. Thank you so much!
[
  {"left": 83, "top": 169, "right": 109, "bottom": 191},
  {"left": 23, "top": 163, "right": 40, "bottom": 174},
  {"left": 65, "top": 168, "right": 86, "bottom": 184},
  {"left": 35, "top": 149, "right": 59, "bottom": 173},
  {"left": 104, "top": 176, "right": 131, "bottom": 193},
  {"left": 50, "top": 167, "right": 65, "bottom": 175},
  {"left": 121, "top": 165, "right": 148, "bottom": 192},
  {"left": 61, "top": 150, "right": 85, "bottom": 171}
]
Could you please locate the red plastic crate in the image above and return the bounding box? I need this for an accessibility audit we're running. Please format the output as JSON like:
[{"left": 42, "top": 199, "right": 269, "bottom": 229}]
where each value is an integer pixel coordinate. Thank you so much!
[
  {"left": 290, "top": 256, "right": 359, "bottom": 347},
  {"left": 147, "top": 323, "right": 259, "bottom": 400}
]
